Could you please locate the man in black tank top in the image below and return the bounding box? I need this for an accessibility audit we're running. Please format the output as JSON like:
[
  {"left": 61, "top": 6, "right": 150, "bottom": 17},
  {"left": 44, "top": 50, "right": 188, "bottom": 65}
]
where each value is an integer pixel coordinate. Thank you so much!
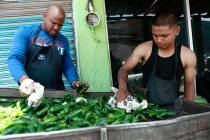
[{"left": 116, "top": 10, "right": 196, "bottom": 108}]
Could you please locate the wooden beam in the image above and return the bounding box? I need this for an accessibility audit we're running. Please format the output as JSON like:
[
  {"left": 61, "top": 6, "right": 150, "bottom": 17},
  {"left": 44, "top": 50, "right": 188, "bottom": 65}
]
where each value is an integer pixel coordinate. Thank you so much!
[{"left": 0, "top": 88, "right": 114, "bottom": 98}]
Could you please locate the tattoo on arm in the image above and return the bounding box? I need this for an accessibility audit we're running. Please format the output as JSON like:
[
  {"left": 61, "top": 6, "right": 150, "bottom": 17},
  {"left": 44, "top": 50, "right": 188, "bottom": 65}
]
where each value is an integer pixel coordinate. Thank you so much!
[{"left": 118, "top": 68, "right": 128, "bottom": 89}]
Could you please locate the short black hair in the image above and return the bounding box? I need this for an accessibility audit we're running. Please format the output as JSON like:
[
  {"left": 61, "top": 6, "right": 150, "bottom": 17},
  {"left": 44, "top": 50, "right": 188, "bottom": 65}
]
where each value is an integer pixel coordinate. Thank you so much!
[{"left": 152, "top": 10, "right": 178, "bottom": 27}]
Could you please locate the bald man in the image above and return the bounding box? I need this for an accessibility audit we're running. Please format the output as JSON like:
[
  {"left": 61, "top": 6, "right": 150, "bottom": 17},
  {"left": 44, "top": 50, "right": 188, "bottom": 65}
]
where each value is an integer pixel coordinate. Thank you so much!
[{"left": 8, "top": 5, "right": 88, "bottom": 100}]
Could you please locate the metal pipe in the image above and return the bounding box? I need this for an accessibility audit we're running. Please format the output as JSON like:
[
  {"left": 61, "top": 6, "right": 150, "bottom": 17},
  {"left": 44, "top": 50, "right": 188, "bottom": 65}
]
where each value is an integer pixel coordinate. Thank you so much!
[
  {"left": 183, "top": 0, "right": 197, "bottom": 97},
  {"left": 183, "top": 0, "right": 194, "bottom": 51},
  {"left": 128, "top": 73, "right": 143, "bottom": 80}
]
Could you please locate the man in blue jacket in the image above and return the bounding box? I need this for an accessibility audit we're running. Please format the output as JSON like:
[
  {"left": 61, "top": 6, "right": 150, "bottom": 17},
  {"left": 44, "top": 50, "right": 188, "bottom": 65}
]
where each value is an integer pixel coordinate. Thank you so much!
[{"left": 8, "top": 5, "right": 88, "bottom": 104}]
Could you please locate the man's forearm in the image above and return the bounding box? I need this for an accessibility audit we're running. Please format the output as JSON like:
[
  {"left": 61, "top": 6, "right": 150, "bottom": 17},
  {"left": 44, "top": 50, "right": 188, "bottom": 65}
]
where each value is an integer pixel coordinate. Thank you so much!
[
  {"left": 185, "top": 87, "right": 195, "bottom": 101},
  {"left": 19, "top": 75, "right": 30, "bottom": 84},
  {"left": 184, "top": 80, "right": 196, "bottom": 101},
  {"left": 118, "top": 68, "right": 128, "bottom": 90},
  {"left": 63, "top": 65, "right": 78, "bottom": 86}
]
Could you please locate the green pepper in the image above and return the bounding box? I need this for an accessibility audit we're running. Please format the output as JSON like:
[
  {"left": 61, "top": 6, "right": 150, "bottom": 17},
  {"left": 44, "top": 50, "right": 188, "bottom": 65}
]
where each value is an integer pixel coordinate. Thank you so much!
[
  {"left": 68, "top": 109, "right": 82, "bottom": 118},
  {"left": 112, "top": 119, "right": 121, "bottom": 124},
  {"left": 43, "top": 115, "right": 59, "bottom": 123},
  {"left": 134, "top": 114, "right": 147, "bottom": 121},
  {"left": 66, "top": 109, "right": 82, "bottom": 123},
  {"left": 123, "top": 114, "right": 133, "bottom": 123},
  {"left": 41, "top": 122, "right": 58, "bottom": 129},
  {"left": 18, "top": 99, "right": 28, "bottom": 109},
  {"left": 159, "top": 111, "right": 176, "bottom": 118},
  {"left": 78, "top": 121, "right": 92, "bottom": 127},
  {"left": 85, "top": 112, "right": 92, "bottom": 121},
  {"left": 45, "top": 126, "right": 61, "bottom": 132},
  {"left": 49, "top": 104, "right": 65, "bottom": 114},
  {"left": 82, "top": 104, "right": 95, "bottom": 113},
  {"left": 107, "top": 111, "right": 124, "bottom": 124},
  {"left": 0, "top": 98, "right": 14, "bottom": 103},
  {"left": 2, "top": 124, "right": 26, "bottom": 135},
  {"left": 36, "top": 106, "right": 49, "bottom": 117},
  {"left": 149, "top": 112, "right": 159, "bottom": 118},
  {"left": 26, "top": 125, "right": 36, "bottom": 133},
  {"left": 11, "top": 119, "right": 27, "bottom": 125},
  {"left": 27, "top": 115, "right": 40, "bottom": 128},
  {"left": 22, "top": 106, "right": 32, "bottom": 113},
  {"left": 62, "top": 94, "right": 74, "bottom": 102},
  {"left": 95, "top": 117, "right": 107, "bottom": 126}
]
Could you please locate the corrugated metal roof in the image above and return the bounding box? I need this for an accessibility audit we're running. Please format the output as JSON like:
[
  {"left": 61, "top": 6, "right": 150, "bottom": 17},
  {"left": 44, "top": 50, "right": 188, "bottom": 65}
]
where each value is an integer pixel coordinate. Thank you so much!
[
  {"left": 0, "top": 0, "right": 75, "bottom": 89},
  {"left": 105, "top": 0, "right": 210, "bottom": 18}
]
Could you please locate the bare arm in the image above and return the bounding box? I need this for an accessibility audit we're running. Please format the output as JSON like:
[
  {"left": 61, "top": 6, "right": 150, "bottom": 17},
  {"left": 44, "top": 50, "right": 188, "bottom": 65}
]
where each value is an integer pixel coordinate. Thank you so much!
[
  {"left": 182, "top": 47, "right": 196, "bottom": 101},
  {"left": 116, "top": 41, "right": 151, "bottom": 101},
  {"left": 118, "top": 55, "right": 140, "bottom": 90}
]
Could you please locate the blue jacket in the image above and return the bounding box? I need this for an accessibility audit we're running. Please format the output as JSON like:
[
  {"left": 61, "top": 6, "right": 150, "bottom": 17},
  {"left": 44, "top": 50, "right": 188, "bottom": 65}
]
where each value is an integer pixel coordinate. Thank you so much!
[{"left": 8, "top": 24, "right": 78, "bottom": 86}]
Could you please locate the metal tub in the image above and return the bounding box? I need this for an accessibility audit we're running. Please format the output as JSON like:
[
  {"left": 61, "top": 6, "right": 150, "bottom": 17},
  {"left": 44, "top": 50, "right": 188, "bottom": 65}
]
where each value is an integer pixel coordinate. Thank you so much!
[
  {"left": 106, "top": 98, "right": 210, "bottom": 140},
  {"left": 0, "top": 127, "right": 102, "bottom": 140},
  {"left": 106, "top": 112, "right": 210, "bottom": 140},
  {"left": 0, "top": 88, "right": 103, "bottom": 140},
  {"left": 0, "top": 88, "right": 210, "bottom": 140}
]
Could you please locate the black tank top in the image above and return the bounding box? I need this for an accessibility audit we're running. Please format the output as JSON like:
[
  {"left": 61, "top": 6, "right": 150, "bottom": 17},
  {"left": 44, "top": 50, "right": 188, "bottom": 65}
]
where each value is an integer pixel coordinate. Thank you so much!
[{"left": 142, "top": 42, "right": 184, "bottom": 87}]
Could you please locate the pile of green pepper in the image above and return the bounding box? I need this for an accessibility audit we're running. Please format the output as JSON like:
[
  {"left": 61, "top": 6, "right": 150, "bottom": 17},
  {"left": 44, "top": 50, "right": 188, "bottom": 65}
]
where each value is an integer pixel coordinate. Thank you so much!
[{"left": 0, "top": 94, "right": 175, "bottom": 135}]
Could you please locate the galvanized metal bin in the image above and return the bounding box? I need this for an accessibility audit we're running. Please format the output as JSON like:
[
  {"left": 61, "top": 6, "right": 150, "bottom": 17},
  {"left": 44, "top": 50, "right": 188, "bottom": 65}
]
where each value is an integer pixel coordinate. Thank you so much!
[
  {"left": 0, "top": 88, "right": 210, "bottom": 140},
  {"left": 0, "top": 127, "right": 102, "bottom": 140},
  {"left": 106, "top": 97, "right": 210, "bottom": 140},
  {"left": 106, "top": 112, "right": 210, "bottom": 140}
]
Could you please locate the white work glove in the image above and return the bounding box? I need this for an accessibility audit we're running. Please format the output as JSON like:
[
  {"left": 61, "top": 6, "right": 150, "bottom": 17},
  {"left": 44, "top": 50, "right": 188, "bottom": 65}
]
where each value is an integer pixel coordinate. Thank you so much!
[
  {"left": 27, "top": 82, "right": 44, "bottom": 107},
  {"left": 19, "top": 79, "right": 34, "bottom": 97}
]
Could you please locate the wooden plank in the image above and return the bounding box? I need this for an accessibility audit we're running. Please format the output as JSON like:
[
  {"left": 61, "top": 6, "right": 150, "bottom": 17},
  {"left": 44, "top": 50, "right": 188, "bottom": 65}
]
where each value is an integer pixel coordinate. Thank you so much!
[
  {"left": 0, "top": 88, "right": 114, "bottom": 98},
  {"left": 0, "top": 88, "right": 75, "bottom": 98}
]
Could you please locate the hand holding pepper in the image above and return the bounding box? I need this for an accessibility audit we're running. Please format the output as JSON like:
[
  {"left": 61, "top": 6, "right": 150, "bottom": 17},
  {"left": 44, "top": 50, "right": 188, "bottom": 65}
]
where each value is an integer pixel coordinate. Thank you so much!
[{"left": 72, "top": 81, "right": 89, "bottom": 94}]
